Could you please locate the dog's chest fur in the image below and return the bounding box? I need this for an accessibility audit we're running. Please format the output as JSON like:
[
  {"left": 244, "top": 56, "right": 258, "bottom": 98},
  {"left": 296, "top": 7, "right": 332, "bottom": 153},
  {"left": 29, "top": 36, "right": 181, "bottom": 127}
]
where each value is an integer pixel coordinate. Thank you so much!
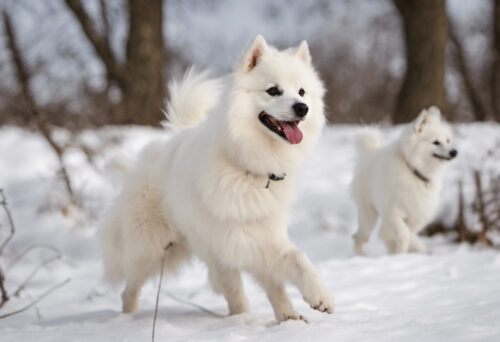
[{"left": 198, "top": 154, "right": 295, "bottom": 222}]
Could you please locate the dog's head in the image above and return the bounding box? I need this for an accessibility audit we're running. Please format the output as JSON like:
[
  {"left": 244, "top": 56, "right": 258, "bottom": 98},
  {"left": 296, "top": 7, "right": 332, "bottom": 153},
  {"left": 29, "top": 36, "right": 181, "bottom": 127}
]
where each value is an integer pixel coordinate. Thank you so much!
[
  {"left": 226, "top": 35, "right": 325, "bottom": 174},
  {"left": 402, "top": 106, "right": 457, "bottom": 174}
]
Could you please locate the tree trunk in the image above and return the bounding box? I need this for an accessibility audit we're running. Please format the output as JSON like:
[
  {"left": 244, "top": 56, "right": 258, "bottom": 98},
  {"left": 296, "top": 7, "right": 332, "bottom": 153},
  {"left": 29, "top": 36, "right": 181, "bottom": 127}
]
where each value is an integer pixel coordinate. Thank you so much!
[
  {"left": 393, "top": 0, "right": 447, "bottom": 123},
  {"left": 120, "top": 0, "right": 165, "bottom": 125},
  {"left": 491, "top": 0, "right": 500, "bottom": 122},
  {"left": 449, "top": 22, "right": 488, "bottom": 121},
  {"left": 65, "top": 0, "right": 166, "bottom": 126}
]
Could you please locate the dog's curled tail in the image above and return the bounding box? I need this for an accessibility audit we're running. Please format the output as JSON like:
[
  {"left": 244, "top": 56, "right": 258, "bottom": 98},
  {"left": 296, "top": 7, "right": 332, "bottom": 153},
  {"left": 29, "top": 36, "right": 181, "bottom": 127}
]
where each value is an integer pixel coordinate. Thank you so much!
[
  {"left": 164, "top": 67, "right": 223, "bottom": 130},
  {"left": 356, "top": 128, "right": 383, "bottom": 156}
]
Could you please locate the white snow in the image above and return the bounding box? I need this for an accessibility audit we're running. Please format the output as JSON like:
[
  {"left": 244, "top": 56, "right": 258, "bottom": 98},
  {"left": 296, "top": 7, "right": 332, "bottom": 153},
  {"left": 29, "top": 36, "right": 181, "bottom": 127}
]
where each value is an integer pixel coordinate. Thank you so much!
[{"left": 0, "top": 123, "right": 500, "bottom": 341}]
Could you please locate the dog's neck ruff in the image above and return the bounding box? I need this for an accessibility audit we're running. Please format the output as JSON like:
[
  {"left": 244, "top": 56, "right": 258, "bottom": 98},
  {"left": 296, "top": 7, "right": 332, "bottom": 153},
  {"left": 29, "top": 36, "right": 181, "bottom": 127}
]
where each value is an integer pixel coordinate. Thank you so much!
[{"left": 404, "top": 158, "right": 430, "bottom": 186}]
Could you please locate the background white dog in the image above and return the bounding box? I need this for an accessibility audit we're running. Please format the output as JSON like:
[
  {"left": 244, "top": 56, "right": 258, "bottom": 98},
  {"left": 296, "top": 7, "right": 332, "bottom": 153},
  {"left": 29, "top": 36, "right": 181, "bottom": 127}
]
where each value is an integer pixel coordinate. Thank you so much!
[
  {"left": 100, "top": 35, "right": 334, "bottom": 322},
  {"left": 352, "top": 107, "right": 458, "bottom": 255}
]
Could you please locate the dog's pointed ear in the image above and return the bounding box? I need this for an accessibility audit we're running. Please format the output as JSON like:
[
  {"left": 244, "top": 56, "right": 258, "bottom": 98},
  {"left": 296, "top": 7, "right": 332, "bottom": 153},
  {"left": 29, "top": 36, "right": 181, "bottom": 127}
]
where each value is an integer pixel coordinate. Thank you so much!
[
  {"left": 413, "top": 106, "right": 441, "bottom": 133},
  {"left": 240, "top": 35, "right": 268, "bottom": 72},
  {"left": 296, "top": 40, "right": 311, "bottom": 64},
  {"left": 427, "top": 106, "right": 442, "bottom": 122},
  {"left": 413, "top": 109, "right": 429, "bottom": 134}
]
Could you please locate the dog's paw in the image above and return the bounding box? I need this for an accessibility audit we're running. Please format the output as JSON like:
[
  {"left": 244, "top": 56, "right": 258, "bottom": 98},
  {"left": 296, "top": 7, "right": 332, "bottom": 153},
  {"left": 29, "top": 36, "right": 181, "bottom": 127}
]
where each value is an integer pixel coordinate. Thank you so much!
[
  {"left": 303, "top": 287, "right": 334, "bottom": 314},
  {"left": 277, "top": 310, "right": 308, "bottom": 323}
]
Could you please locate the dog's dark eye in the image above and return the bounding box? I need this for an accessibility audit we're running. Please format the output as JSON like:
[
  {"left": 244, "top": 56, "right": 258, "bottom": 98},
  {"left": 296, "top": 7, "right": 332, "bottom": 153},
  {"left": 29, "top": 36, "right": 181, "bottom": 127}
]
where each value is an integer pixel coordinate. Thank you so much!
[
  {"left": 298, "top": 88, "right": 305, "bottom": 97},
  {"left": 266, "top": 87, "right": 281, "bottom": 96},
  {"left": 433, "top": 140, "right": 440, "bottom": 146}
]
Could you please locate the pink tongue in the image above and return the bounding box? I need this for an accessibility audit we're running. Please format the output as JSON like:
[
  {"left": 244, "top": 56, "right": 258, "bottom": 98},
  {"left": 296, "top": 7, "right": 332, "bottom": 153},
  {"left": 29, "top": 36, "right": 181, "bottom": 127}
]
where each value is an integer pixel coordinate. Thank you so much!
[{"left": 281, "top": 121, "right": 303, "bottom": 144}]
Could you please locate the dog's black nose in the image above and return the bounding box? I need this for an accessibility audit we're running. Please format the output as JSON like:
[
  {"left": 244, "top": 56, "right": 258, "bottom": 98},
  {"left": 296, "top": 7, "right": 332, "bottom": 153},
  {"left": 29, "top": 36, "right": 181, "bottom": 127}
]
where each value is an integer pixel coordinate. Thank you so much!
[
  {"left": 450, "top": 149, "right": 458, "bottom": 158},
  {"left": 293, "top": 103, "right": 308, "bottom": 118}
]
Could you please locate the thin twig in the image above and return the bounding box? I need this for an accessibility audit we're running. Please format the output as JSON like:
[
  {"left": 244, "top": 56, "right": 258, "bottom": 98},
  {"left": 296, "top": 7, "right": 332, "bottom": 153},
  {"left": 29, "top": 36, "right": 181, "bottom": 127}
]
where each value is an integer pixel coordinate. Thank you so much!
[
  {"left": 13, "top": 255, "right": 61, "bottom": 297},
  {"left": 474, "top": 170, "right": 493, "bottom": 246},
  {"left": 0, "top": 278, "right": 70, "bottom": 319},
  {"left": 0, "top": 189, "right": 15, "bottom": 255},
  {"left": 0, "top": 268, "right": 7, "bottom": 309},
  {"left": 163, "top": 291, "right": 225, "bottom": 318},
  {"left": 152, "top": 242, "right": 173, "bottom": 342},
  {"left": 22, "top": 289, "right": 42, "bottom": 320},
  {"left": 0, "top": 189, "right": 15, "bottom": 309},
  {"left": 6, "top": 244, "right": 61, "bottom": 272}
]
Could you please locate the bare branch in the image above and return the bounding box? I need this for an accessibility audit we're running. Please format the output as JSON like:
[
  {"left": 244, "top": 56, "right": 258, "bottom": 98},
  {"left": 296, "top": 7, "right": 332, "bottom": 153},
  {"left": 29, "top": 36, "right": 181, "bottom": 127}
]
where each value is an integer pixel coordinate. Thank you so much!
[
  {"left": 473, "top": 170, "right": 493, "bottom": 246},
  {"left": 98, "top": 0, "right": 111, "bottom": 45},
  {"left": 63, "top": 0, "right": 123, "bottom": 84},
  {"left": 13, "top": 255, "right": 61, "bottom": 297},
  {"left": 6, "top": 244, "right": 61, "bottom": 272},
  {"left": 0, "top": 278, "right": 70, "bottom": 319},
  {"left": 0, "top": 189, "right": 15, "bottom": 255},
  {"left": 0, "top": 189, "right": 15, "bottom": 309},
  {"left": 163, "top": 292, "right": 225, "bottom": 318},
  {"left": 2, "top": 9, "right": 77, "bottom": 204},
  {"left": 0, "top": 268, "right": 7, "bottom": 309}
]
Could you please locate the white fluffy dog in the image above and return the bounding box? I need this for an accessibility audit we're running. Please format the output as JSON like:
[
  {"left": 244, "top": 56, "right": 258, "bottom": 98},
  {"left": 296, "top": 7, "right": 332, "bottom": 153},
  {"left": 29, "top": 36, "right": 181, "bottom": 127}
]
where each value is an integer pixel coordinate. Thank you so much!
[
  {"left": 352, "top": 107, "right": 457, "bottom": 255},
  {"left": 100, "top": 35, "right": 334, "bottom": 322}
]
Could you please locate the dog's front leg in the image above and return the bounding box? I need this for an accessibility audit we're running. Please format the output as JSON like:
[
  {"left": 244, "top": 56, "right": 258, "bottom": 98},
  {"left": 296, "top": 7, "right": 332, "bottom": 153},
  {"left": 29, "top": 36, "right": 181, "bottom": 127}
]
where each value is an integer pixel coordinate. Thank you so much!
[
  {"left": 207, "top": 261, "right": 248, "bottom": 315},
  {"left": 380, "top": 215, "right": 411, "bottom": 254},
  {"left": 253, "top": 272, "right": 306, "bottom": 322},
  {"left": 270, "top": 246, "right": 334, "bottom": 314}
]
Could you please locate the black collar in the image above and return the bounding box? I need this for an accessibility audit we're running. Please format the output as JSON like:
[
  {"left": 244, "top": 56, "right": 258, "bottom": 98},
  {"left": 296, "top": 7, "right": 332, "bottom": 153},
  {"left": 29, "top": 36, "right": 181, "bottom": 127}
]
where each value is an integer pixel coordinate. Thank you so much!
[
  {"left": 265, "top": 173, "right": 286, "bottom": 189},
  {"left": 412, "top": 168, "right": 430, "bottom": 185},
  {"left": 404, "top": 159, "right": 430, "bottom": 185}
]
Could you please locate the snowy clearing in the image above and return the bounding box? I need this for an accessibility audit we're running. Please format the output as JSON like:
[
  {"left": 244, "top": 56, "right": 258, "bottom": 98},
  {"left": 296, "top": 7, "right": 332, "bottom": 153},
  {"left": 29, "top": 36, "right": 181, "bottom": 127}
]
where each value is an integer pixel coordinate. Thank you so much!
[{"left": 0, "top": 124, "right": 499, "bottom": 342}]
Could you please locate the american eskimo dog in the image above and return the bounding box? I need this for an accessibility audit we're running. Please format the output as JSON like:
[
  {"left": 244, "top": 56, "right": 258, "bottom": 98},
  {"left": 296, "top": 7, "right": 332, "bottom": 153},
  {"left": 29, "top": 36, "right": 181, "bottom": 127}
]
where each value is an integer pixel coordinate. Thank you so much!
[
  {"left": 100, "top": 35, "right": 333, "bottom": 322},
  {"left": 352, "top": 107, "right": 457, "bottom": 255}
]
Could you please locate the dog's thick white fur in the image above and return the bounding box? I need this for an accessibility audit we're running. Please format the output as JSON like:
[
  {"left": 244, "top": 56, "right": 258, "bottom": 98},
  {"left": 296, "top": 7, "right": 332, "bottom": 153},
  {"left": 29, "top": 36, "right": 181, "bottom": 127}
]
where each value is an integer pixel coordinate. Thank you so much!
[
  {"left": 100, "top": 35, "right": 334, "bottom": 321},
  {"left": 352, "top": 107, "right": 457, "bottom": 255}
]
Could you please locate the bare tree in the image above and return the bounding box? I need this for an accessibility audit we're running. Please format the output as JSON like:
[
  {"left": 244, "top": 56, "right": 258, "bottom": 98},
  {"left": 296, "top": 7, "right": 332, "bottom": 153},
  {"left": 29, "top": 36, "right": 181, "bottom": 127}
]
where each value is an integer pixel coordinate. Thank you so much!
[
  {"left": 392, "top": 0, "right": 448, "bottom": 123},
  {"left": 2, "top": 10, "right": 77, "bottom": 206},
  {"left": 491, "top": 0, "right": 500, "bottom": 121},
  {"left": 64, "top": 0, "right": 166, "bottom": 126}
]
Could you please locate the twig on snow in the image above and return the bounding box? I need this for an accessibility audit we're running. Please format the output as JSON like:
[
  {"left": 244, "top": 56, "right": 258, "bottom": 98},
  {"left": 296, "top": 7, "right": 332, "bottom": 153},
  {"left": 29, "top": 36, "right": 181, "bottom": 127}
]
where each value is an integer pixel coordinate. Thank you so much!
[
  {"left": 0, "top": 278, "right": 70, "bottom": 319},
  {"left": 13, "top": 255, "right": 61, "bottom": 297},
  {"left": 163, "top": 291, "right": 225, "bottom": 318},
  {"left": 6, "top": 243, "right": 61, "bottom": 272},
  {"left": 0, "top": 189, "right": 15, "bottom": 255},
  {"left": 0, "top": 189, "right": 15, "bottom": 309},
  {"left": 152, "top": 242, "right": 173, "bottom": 342}
]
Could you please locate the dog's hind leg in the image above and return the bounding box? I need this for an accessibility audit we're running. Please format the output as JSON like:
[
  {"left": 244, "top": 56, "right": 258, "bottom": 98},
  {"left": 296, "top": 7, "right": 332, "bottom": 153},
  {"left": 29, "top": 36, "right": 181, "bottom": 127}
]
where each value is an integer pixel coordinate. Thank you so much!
[
  {"left": 379, "top": 215, "right": 410, "bottom": 254},
  {"left": 353, "top": 202, "right": 378, "bottom": 255},
  {"left": 122, "top": 258, "right": 156, "bottom": 313},
  {"left": 207, "top": 262, "right": 248, "bottom": 315},
  {"left": 253, "top": 273, "right": 304, "bottom": 322}
]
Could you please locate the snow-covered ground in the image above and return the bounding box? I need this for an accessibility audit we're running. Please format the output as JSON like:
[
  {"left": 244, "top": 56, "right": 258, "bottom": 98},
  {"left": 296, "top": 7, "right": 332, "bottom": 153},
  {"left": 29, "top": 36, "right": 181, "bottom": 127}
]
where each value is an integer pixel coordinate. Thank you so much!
[{"left": 0, "top": 124, "right": 499, "bottom": 342}]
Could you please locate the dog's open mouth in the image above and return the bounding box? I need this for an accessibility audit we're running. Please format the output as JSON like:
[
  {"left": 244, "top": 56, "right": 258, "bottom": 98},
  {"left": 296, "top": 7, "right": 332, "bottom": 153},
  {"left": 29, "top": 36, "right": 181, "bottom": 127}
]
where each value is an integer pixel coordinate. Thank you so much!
[
  {"left": 433, "top": 153, "right": 453, "bottom": 161},
  {"left": 258, "top": 112, "right": 303, "bottom": 144}
]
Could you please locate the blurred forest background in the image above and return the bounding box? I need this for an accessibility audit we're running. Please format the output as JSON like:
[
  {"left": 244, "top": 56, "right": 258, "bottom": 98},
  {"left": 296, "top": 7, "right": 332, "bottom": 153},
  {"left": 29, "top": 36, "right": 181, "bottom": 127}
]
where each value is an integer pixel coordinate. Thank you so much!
[
  {"left": 0, "top": 0, "right": 499, "bottom": 239},
  {"left": 0, "top": 0, "right": 498, "bottom": 128}
]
